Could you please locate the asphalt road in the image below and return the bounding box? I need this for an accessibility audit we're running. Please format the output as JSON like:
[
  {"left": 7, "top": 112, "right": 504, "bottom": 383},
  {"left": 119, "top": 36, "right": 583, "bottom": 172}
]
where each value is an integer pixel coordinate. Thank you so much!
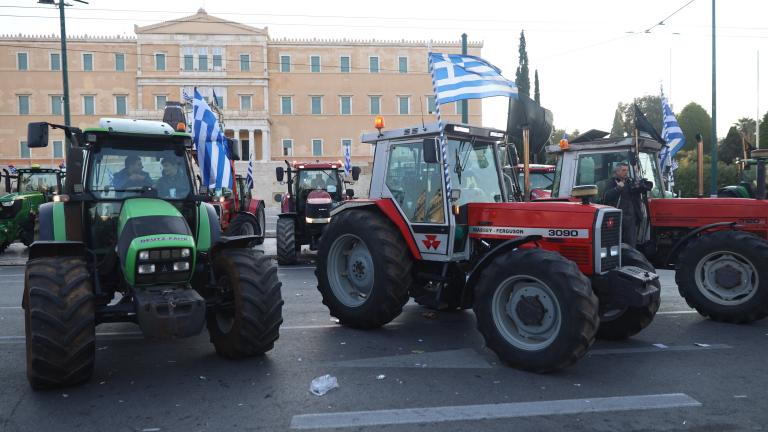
[{"left": 1, "top": 266, "right": 767, "bottom": 432}]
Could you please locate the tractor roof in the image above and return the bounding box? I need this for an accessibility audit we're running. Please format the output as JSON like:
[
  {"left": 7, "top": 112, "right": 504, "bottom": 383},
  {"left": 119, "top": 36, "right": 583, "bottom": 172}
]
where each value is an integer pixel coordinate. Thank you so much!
[
  {"left": 546, "top": 131, "right": 664, "bottom": 155},
  {"left": 361, "top": 122, "right": 506, "bottom": 144},
  {"left": 84, "top": 118, "right": 191, "bottom": 138},
  {"left": 290, "top": 161, "right": 343, "bottom": 170}
]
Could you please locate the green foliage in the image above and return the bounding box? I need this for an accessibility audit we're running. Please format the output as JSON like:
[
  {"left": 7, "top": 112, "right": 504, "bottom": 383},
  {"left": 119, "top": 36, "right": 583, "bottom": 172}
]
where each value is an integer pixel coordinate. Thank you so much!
[
  {"left": 610, "top": 106, "right": 625, "bottom": 137},
  {"left": 734, "top": 117, "right": 756, "bottom": 148},
  {"left": 618, "top": 95, "right": 662, "bottom": 136},
  {"left": 515, "top": 31, "right": 530, "bottom": 97},
  {"left": 673, "top": 151, "right": 739, "bottom": 197},
  {"left": 677, "top": 102, "right": 712, "bottom": 154},
  {"left": 760, "top": 111, "right": 768, "bottom": 148},
  {"left": 718, "top": 127, "right": 743, "bottom": 164},
  {"left": 534, "top": 70, "right": 540, "bottom": 105}
]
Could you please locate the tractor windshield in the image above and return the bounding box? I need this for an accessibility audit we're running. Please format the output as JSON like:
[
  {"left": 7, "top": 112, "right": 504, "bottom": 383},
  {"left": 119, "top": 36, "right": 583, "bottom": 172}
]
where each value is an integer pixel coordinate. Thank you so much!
[
  {"left": 18, "top": 172, "right": 58, "bottom": 194},
  {"left": 88, "top": 146, "right": 191, "bottom": 200},
  {"left": 447, "top": 139, "right": 503, "bottom": 205},
  {"left": 297, "top": 170, "right": 342, "bottom": 200}
]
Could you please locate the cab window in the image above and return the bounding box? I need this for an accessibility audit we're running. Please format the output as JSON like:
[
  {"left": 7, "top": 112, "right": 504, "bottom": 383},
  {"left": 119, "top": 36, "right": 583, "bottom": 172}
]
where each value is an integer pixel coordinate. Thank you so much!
[
  {"left": 575, "top": 151, "right": 630, "bottom": 203},
  {"left": 385, "top": 142, "right": 445, "bottom": 223},
  {"left": 638, "top": 152, "right": 664, "bottom": 198}
]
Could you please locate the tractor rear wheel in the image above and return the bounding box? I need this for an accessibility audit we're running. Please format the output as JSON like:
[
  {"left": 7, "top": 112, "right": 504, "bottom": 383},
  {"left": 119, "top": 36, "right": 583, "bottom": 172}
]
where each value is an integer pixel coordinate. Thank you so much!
[
  {"left": 208, "top": 249, "right": 283, "bottom": 358},
  {"left": 276, "top": 217, "right": 297, "bottom": 265},
  {"left": 474, "top": 249, "right": 599, "bottom": 373},
  {"left": 596, "top": 245, "right": 660, "bottom": 340},
  {"left": 226, "top": 213, "right": 263, "bottom": 245},
  {"left": 676, "top": 230, "right": 768, "bottom": 323},
  {"left": 24, "top": 257, "right": 95, "bottom": 389},
  {"left": 0, "top": 241, "right": 9, "bottom": 254},
  {"left": 316, "top": 209, "right": 411, "bottom": 329}
]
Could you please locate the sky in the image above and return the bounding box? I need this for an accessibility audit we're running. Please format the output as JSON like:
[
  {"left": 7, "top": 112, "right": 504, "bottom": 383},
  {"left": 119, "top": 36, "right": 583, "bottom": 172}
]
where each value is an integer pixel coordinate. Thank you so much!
[{"left": 2, "top": 0, "right": 766, "bottom": 138}]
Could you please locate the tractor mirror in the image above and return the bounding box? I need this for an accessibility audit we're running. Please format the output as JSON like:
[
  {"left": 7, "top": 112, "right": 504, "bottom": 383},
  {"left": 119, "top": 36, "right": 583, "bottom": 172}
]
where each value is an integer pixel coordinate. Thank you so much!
[
  {"left": 450, "top": 189, "right": 461, "bottom": 201},
  {"left": 346, "top": 188, "right": 354, "bottom": 198},
  {"left": 423, "top": 138, "right": 439, "bottom": 163},
  {"left": 276, "top": 167, "right": 284, "bottom": 182},
  {"left": 27, "top": 122, "right": 50, "bottom": 148},
  {"left": 351, "top": 166, "right": 361, "bottom": 181},
  {"left": 571, "top": 184, "right": 598, "bottom": 204},
  {"left": 227, "top": 138, "right": 241, "bottom": 161}
]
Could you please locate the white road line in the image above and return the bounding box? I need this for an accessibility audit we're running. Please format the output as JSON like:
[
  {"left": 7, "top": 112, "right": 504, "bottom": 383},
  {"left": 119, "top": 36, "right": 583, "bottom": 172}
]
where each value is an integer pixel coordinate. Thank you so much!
[
  {"left": 0, "top": 306, "right": 21, "bottom": 309},
  {"left": 590, "top": 344, "right": 731, "bottom": 356},
  {"left": 278, "top": 266, "right": 316, "bottom": 270},
  {"left": 289, "top": 393, "right": 701, "bottom": 430},
  {"left": 657, "top": 310, "right": 698, "bottom": 315}
]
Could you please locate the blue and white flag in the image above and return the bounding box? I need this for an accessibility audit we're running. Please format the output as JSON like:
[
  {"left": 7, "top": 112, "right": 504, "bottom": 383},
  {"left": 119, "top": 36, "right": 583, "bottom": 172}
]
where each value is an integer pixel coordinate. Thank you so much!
[
  {"left": 192, "top": 88, "right": 232, "bottom": 190},
  {"left": 660, "top": 89, "right": 685, "bottom": 173},
  {"left": 245, "top": 159, "right": 254, "bottom": 190},
  {"left": 429, "top": 53, "right": 518, "bottom": 104},
  {"left": 344, "top": 145, "right": 351, "bottom": 177}
]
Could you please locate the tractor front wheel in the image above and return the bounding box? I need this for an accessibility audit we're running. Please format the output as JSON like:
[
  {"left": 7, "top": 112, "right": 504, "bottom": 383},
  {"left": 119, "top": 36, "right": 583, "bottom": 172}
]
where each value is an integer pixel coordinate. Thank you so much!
[
  {"left": 24, "top": 257, "right": 95, "bottom": 389},
  {"left": 225, "top": 213, "right": 263, "bottom": 245},
  {"left": 276, "top": 218, "right": 297, "bottom": 265},
  {"left": 316, "top": 210, "right": 411, "bottom": 329},
  {"left": 208, "top": 249, "right": 283, "bottom": 358},
  {"left": 474, "top": 249, "right": 599, "bottom": 373},
  {"left": 676, "top": 230, "right": 768, "bottom": 323},
  {"left": 596, "top": 245, "right": 660, "bottom": 340}
]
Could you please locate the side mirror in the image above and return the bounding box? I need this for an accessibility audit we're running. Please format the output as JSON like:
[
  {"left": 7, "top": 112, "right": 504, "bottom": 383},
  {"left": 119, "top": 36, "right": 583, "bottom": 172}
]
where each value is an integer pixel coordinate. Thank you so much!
[
  {"left": 450, "top": 188, "right": 461, "bottom": 202},
  {"left": 276, "top": 167, "right": 284, "bottom": 182},
  {"left": 423, "top": 138, "right": 438, "bottom": 163},
  {"left": 351, "top": 166, "right": 361, "bottom": 181},
  {"left": 227, "top": 138, "right": 241, "bottom": 161},
  {"left": 27, "top": 122, "right": 50, "bottom": 148},
  {"left": 346, "top": 188, "right": 354, "bottom": 198}
]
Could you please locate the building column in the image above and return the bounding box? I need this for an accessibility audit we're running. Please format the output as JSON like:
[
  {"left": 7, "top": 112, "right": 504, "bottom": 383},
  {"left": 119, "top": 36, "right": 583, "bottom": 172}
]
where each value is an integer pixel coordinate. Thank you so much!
[
  {"left": 247, "top": 129, "right": 255, "bottom": 161},
  {"left": 262, "top": 128, "right": 271, "bottom": 161}
]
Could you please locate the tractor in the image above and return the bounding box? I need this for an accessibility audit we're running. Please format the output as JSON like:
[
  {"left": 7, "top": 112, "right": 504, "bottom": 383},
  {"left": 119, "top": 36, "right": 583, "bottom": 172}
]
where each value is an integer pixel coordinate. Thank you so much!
[
  {"left": 0, "top": 166, "right": 62, "bottom": 253},
  {"left": 314, "top": 122, "right": 660, "bottom": 373},
  {"left": 275, "top": 161, "right": 360, "bottom": 265},
  {"left": 547, "top": 131, "right": 768, "bottom": 323},
  {"left": 22, "top": 118, "right": 283, "bottom": 389}
]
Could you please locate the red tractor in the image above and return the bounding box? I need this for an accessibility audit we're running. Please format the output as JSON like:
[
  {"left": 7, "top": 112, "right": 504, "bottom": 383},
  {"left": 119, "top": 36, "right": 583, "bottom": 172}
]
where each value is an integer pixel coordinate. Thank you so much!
[
  {"left": 314, "top": 122, "right": 660, "bottom": 373},
  {"left": 275, "top": 161, "right": 360, "bottom": 264},
  {"left": 547, "top": 131, "right": 768, "bottom": 323}
]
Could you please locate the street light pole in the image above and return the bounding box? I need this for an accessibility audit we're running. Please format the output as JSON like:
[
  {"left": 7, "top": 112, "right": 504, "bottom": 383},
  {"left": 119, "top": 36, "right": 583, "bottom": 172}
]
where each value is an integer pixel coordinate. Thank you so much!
[
  {"left": 710, "top": 0, "right": 718, "bottom": 196},
  {"left": 58, "top": 0, "right": 71, "bottom": 133},
  {"left": 461, "top": 33, "right": 468, "bottom": 124}
]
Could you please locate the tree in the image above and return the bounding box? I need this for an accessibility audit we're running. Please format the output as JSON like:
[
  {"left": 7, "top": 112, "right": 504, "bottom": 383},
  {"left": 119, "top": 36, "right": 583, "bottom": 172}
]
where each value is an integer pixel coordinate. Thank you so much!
[
  {"left": 718, "top": 126, "right": 743, "bottom": 164},
  {"left": 515, "top": 30, "right": 530, "bottom": 97},
  {"left": 610, "top": 106, "right": 624, "bottom": 137},
  {"left": 534, "top": 70, "right": 540, "bottom": 105},
  {"left": 673, "top": 151, "right": 739, "bottom": 197},
  {"left": 617, "top": 95, "right": 663, "bottom": 137},
  {"left": 677, "top": 102, "right": 712, "bottom": 154},
  {"left": 760, "top": 111, "right": 768, "bottom": 149},
  {"left": 734, "top": 117, "right": 756, "bottom": 148}
]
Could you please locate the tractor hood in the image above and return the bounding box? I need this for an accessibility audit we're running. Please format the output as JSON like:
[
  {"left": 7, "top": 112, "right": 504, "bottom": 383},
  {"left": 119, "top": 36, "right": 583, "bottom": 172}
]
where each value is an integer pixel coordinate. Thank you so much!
[
  {"left": 0, "top": 192, "right": 19, "bottom": 203},
  {"left": 117, "top": 198, "right": 195, "bottom": 286},
  {"left": 0, "top": 193, "right": 23, "bottom": 220}
]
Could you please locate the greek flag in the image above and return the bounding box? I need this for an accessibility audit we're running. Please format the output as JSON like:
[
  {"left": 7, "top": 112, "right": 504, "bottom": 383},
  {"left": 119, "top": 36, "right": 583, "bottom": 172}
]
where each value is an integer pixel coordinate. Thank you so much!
[
  {"left": 344, "top": 145, "right": 351, "bottom": 177},
  {"left": 245, "top": 159, "right": 254, "bottom": 190},
  {"left": 660, "top": 90, "right": 685, "bottom": 173},
  {"left": 429, "top": 53, "right": 518, "bottom": 104},
  {"left": 192, "top": 88, "right": 232, "bottom": 190}
]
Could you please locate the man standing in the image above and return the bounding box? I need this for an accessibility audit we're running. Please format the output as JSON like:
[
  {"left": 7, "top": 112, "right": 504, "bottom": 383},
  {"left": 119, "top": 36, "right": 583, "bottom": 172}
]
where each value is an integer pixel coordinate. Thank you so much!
[{"left": 602, "top": 162, "right": 642, "bottom": 247}]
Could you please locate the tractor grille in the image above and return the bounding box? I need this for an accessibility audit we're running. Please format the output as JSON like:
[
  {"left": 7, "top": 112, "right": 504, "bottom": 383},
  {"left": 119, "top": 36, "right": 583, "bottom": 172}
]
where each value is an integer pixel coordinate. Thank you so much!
[{"left": 599, "top": 210, "right": 621, "bottom": 272}]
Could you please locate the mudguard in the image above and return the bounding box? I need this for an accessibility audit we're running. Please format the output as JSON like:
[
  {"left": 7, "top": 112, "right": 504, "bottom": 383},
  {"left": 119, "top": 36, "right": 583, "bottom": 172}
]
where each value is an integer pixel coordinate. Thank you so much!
[
  {"left": 29, "top": 240, "right": 86, "bottom": 261},
  {"left": 464, "top": 235, "right": 542, "bottom": 290}
]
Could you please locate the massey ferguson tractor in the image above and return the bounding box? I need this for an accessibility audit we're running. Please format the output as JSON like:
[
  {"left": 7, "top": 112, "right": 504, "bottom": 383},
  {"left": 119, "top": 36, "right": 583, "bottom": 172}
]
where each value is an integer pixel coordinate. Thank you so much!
[
  {"left": 22, "top": 118, "right": 283, "bottom": 389},
  {"left": 547, "top": 131, "right": 768, "bottom": 324},
  {"left": 275, "top": 161, "right": 360, "bottom": 265},
  {"left": 0, "top": 166, "right": 62, "bottom": 253},
  {"left": 314, "top": 122, "right": 660, "bottom": 373}
]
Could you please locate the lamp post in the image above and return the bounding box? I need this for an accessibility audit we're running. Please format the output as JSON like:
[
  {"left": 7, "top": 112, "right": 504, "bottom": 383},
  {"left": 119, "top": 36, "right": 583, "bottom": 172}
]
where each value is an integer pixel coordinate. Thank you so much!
[{"left": 710, "top": 0, "right": 718, "bottom": 196}]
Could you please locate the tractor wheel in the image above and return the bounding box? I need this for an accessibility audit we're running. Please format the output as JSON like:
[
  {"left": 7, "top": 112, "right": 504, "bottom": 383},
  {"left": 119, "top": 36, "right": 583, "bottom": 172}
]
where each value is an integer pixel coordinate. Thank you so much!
[
  {"left": 596, "top": 245, "right": 660, "bottom": 340},
  {"left": 474, "top": 249, "right": 599, "bottom": 373},
  {"left": 24, "top": 257, "right": 95, "bottom": 389},
  {"left": 0, "top": 241, "right": 10, "bottom": 255},
  {"left": 21, "top": 213, "right": 35, "bottom": 246},
  {"left": 316, "top": 209, "right": 411, "bottom": 329},
  {"left": 276, "top": 218, "right": 297, "bottom": 265},
  {"left": 208, "top": 249, "right": 283, "bottom": 358},
  {"left": 225, "top": 213, "right": 262, "bottom": 246},
  {"left": 676, "top": 230, "right": 768, "bottom": 323},
  {"left": 255, "top": 205, "right": 266, "bottom": 245}
]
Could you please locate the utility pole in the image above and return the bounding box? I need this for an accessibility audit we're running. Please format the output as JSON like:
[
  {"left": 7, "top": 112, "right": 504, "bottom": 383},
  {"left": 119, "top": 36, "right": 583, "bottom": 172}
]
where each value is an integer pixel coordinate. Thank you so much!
[
  {"left": 757, "top": 51, "right": 761, "bottom": 149},
  {"left": 710, "top": 0, "right": 718, "bottom": 196},
  {"left": 461, "top": 33, "right": 468, "bottom": 124}
]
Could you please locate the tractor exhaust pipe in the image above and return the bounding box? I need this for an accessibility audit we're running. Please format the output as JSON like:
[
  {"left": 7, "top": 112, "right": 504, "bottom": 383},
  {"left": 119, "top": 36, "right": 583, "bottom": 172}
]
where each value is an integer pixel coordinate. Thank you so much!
[
  {"left": 2, "top": 169, "right": 9, "bottom": 193},
  {"left": 522, "top": 126, "right": 530, "bottom": 201},
  {"left": 696, "top": 133, "right": 704, "bottom": 197}
]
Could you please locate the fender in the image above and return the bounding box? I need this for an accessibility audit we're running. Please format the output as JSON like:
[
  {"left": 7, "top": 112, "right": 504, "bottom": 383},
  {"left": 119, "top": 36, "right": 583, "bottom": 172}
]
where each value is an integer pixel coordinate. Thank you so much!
[
  {"left": 234, "top": 210, "right": 259, "bottom": 225},
  {"left": 664, "top": 221, "right": 738, "bottom": 266},
  {"left": 197, "top": 202, "right": 221, "bottom": 252},
  {"left": 29, "top": 240, "right": 86, "bottom": 261},
  {"left": 211, "top": 235, "right": 259, "bottom": 257},
  {"left": 465, "top": 235, "right": 543, "bottom": 290}
]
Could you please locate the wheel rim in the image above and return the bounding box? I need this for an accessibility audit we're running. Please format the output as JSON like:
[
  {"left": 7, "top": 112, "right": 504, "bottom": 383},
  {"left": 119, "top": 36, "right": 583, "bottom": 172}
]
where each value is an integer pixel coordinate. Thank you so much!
[
  {"left": 491, "top": 275, "right": 562, "bottom": 351},
  {"left": 327, "top": 233, "right": 374, "bottom": 307},
  {"left": 695, "top": 251, "right": 759, "bottom": 306},
  {"left": 215, "top": 276, "right": 236, "bottom": 334}
]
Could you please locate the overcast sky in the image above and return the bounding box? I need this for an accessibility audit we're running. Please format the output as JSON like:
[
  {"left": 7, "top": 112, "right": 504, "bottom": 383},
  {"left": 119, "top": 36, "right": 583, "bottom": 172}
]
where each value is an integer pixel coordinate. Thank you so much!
[{"left": 2, "top": 0, "right": 765, "bottom": 137}]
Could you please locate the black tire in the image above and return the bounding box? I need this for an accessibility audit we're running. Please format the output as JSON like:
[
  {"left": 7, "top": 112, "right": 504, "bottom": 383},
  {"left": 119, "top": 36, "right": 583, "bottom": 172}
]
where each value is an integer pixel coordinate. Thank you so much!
[
  {"left": 596, "top": 244, "right": 660, "bottom": 340},
  {"left": 24, "top": 257, "right": 95, "bottom": 389},
  {"left": 276, "top": 217, "right": 297, "bottom": 265},
  {"left": 474, "top": 249, "right": 599, "bottom": 373},
  {"left": 676, "top": 230, "right": 768, "bottom": 323},
  {"left": 226, "top": 213, "right": 259, "bottom": 239},
  {"left": 21, "top": 213, "right": 35, "bottom": 246},
  {"left": 0, "top": 241, "right": 9, "bottom": 255},
  {"left": 207, "top": 249, "right": 283, "bottom": 358},
  {"left": 316, "top": 209, "right": 412, "bottom": 329},
  {"left": 255, "top": 205, "right": 266, "bottom": 245}
]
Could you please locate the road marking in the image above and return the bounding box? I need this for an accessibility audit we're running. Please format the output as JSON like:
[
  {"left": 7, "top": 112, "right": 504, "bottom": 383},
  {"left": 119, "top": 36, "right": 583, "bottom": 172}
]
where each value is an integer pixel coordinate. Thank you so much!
[
  {"left": 289, "top": 393, "right": 701, "bottom": 430},
  {"left": 278, "top": 266, "right": 316, "bottom": 270},
  {"left": 0, "top": 306, "right": 21, "bottom": 309},
  {"left": 330, "top": 348, "right": 492, "bottom": 369},
  {"left": 590, "top": 343, "right": 731, "bottom": 356},
  {"left": 657, "top": 310, "right": 698, "bottom": 315}
]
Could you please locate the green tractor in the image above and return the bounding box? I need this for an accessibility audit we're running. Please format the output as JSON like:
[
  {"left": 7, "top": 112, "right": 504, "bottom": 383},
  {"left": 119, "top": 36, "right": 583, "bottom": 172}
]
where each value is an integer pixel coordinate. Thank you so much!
[
  {"left": 23, "top": 118, "right": 283, "bottom": 389},
  {"left": 0, "top": 166, "right": 62, "bottom": 253}
]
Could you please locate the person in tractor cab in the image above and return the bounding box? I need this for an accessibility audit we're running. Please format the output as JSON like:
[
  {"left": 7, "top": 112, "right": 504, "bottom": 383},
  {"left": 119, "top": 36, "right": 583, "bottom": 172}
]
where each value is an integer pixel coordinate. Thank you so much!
[
  {"left": 112, "top": 155, "right": 151, "bottom": 189},
  {"left": 311, "top": 173, "right": 326, "bottom": 189},
  {"left": 601, "top": 162, "right": 643, "bottom": 247},
  {"left": 155, "top": 157, "right": 190, "bottom": 198}
]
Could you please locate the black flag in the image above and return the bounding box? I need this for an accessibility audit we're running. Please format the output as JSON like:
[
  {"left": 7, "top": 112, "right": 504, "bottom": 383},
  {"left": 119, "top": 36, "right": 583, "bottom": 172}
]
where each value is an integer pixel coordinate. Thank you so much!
[{"left": 633, "top": 104, "right": 664, "bottom": 143}]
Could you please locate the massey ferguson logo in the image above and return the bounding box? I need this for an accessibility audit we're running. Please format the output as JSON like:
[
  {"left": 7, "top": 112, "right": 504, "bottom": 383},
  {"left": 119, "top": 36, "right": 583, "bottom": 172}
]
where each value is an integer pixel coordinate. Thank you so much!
[{"left": 422, "top": 235, "right": 441, "bottom": 250}]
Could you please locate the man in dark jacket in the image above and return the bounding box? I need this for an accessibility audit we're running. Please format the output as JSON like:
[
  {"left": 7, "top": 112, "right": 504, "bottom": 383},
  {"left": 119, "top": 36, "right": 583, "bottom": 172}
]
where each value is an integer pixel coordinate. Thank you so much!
[
  {"left": 602, "top": 162, "right": 642, "bottom": 247},
  {"left": 112, "top": 155, "right": 151, "bottom": 189}
]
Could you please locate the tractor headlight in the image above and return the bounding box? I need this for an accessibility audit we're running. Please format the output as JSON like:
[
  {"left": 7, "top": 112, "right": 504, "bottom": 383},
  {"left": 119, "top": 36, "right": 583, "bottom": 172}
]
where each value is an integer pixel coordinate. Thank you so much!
[
  {"left": 138, "top": 264, "right": 156, "bottom": 274},
  {"left": 609, "top": 246, "right": 620, "bottom": 257},
  {"left": 1, "top": 201, "right": 14, "bottom": 207},
  {"left": 173, "top": 261, "right": 190, "bottom": 271},
  {"left": 600, "top": 247, "right": 608, "bottom": 259},
  {"left": 138, "top": 250, "right": 149, "bottom": 260},
  {"left": 180, "top": 248, "right": 191, "bottom": 258}
]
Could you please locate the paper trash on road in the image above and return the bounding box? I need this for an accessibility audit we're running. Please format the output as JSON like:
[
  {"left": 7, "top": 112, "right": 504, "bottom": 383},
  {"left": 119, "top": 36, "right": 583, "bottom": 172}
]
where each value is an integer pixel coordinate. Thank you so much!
[
  {"left": 376, "top": 374, "right": 386, "bottom": 380},
  {"left": 310, "top": 374, "right": 339, "bottom": 396},
  {"left": 694, "top": 343, "right": 710, "bottom": 347}
]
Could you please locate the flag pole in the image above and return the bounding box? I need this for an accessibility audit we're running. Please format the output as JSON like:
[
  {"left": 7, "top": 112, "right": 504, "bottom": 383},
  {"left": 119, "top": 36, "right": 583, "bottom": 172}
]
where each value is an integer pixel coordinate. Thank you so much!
[{"left": 427, "top": 52, "right": 453, "bottom": 201}]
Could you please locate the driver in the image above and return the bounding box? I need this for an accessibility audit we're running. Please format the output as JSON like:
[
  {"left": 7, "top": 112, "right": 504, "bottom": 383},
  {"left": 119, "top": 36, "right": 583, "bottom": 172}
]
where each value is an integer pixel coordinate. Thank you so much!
[
  {"left": 112, "top": 155, "right": 151, "bottom": 189},
  {"left": 311, "top": 173, "right": 326, "bottom": 189},
  {"left": 155, "top": 158, "right": 188, "bottom": 198}
]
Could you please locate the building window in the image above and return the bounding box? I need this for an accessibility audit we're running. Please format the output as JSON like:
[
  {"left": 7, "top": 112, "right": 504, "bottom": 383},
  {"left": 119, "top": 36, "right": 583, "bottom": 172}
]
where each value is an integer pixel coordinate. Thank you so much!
[
  {"left": 281, "top": 96, "right": 292, "bottom": 114},
  {"left": 240, "top": 95, "right": 252, "bottom": 110},
  {"left": 155, "top": 53, "right": 166, "bottom": 71},
  {"left": 50, "top": 52, "right": 60, "bottom": 71},
  {"left": 312, "top": 139, "right": 323, "bottom": 157},
  {"left": 310, "top": 55, "right": 321, "bottom": 73},
  {"left": 82, "top": 53, "right": 93, "bottom": 71},
  {"left": 370, "top": 96, "right": 381, "bottom": 115},
  {"left": 398, "top": 96, "right": 410, "bottom": 115},
  {"left": 456, "top": 101, "right": 465, "bottom": 116},
  {"left": 51, "top": 95, "right": 62, "bottom": 115},
  {"left": 398, "top": 56, "right": 408, "bottom": 73},
  {"left": 17, "top": 53, "right": 28, "bottom": 70},
  {"left": 240, "top": 54, "right": 250, "bottom": 71},
  {"left": 340, "top": 96, "right": 351, "bottom": 115},
  {"left": 369, "top": 56, "right": 379, "bottom": 73},
  {"left": 213, "top": 88, "right": 224, "bottom": 108},
  {"left": 83, "top": 95, "right": 95, "bottom": 115},
  {"left": 115, "top": 95, "right": 127, "bottom": 115},
  {"left": 311, "top": 96, "right": 322, "bottom": 115},
  {"left": 280, "top": 55, "right": 291, "bottom": 72},
  {"left": 427, "top": 96, "right": 436, "bottom": 114},
  {"left": 155, "top": 95, "right": 167, "bottom": 110},
  {"left": 212, "top": 47, "right": 223, "bottom": 70},
  {"left": 341, "top": 139, "right": 352, "bottom": 156},
  {"left": 20, "top": 141, "right": 30, "bottom": 159},
  {"left": 340, "top": 56, "right": 350, "bottom": 73},
  {"left": 198, "top": 48, "right": 208, "bottom": 71},
  {"left": 282, "top": 139, "right": 293, "bottom": 156},
  {"left": 18, "top": 95, "right": 30, "bottom": 115},
  {"left": 53, "top": 140, "right": 63, "bottom": 158},
  {"left": 183, "top": 48, "right": 193, "bottom": 71},
  {"left": 115, "top": 53, "right": 125, "bottom": 71}
]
